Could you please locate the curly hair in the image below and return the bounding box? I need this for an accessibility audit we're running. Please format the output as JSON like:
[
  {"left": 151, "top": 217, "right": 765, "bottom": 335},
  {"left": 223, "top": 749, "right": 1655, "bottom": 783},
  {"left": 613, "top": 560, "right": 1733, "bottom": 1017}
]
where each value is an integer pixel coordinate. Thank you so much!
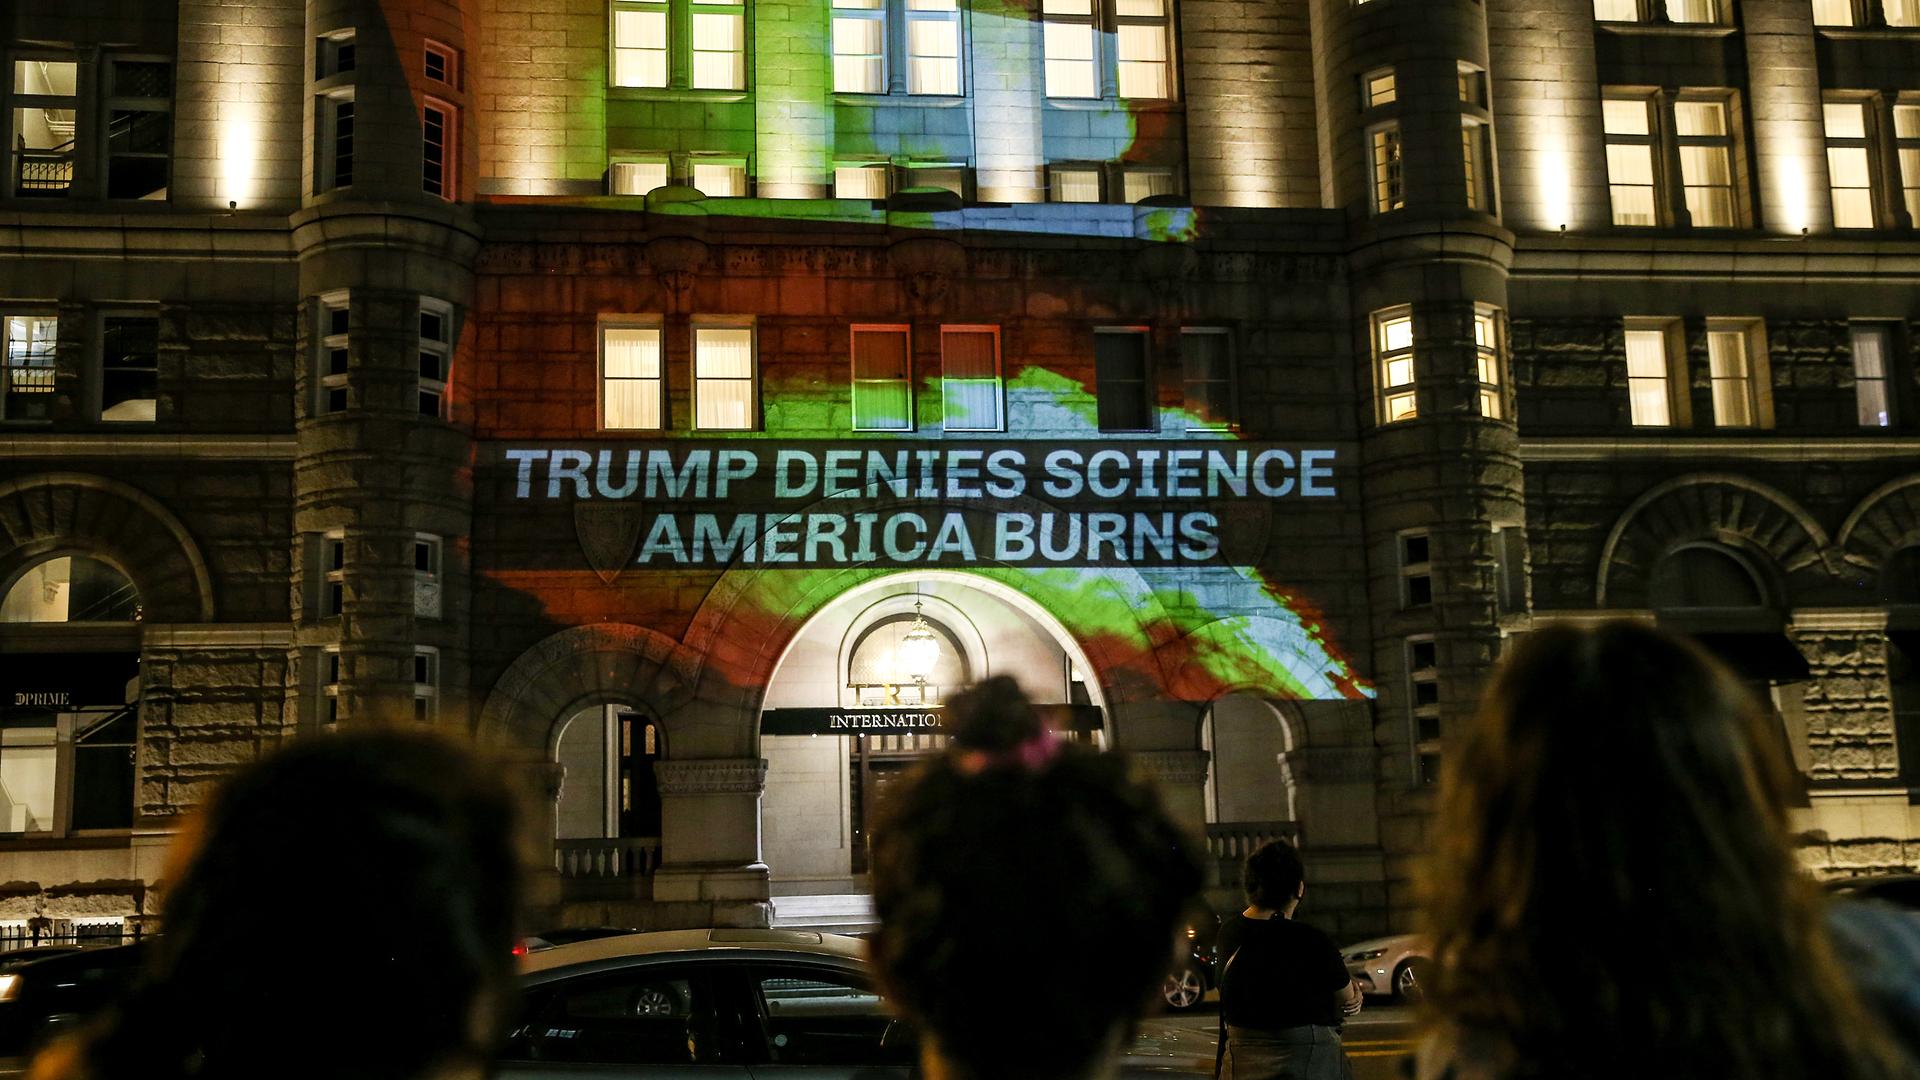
[
  {"left": 1424, "top": 621, "right": 1911, "bottom": 1080},
  {"left": 869, "top": 676, "right": 1203, "bottom": 1080},
  {"left": 48, "top": 729, "right": 524, "bottom": 1080}
]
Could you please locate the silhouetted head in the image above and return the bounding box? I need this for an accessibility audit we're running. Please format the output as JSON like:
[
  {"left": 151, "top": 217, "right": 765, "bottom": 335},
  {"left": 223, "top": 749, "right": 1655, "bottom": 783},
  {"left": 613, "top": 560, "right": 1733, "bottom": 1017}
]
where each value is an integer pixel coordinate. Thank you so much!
[
  {"left": 1243, "top": 839, "right": 1306, "bottom": 910},
  {"left": 59, "top": 729, "right": 523, "bottom": 1080},
  {"left": 1425, "top": 621, "right": 1907, "bottom": 1079},
  {"left": 869, "top": 676, "right": 1202, "bottom": 1080}
]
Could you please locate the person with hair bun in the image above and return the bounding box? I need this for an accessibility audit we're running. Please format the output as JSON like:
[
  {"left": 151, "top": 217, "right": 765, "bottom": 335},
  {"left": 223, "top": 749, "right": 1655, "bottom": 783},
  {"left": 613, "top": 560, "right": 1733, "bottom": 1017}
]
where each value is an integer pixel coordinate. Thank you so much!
[{"left": 869, "top": 675, "right": 1204, "bottom": 1080}]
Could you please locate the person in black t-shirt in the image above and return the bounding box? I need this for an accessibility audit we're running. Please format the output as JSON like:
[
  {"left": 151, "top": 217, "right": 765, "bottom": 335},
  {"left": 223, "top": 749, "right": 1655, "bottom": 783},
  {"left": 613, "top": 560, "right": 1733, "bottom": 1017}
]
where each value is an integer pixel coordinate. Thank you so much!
[{"left": 1215, "top": 840, "right": 1360, "bottom": 1080}]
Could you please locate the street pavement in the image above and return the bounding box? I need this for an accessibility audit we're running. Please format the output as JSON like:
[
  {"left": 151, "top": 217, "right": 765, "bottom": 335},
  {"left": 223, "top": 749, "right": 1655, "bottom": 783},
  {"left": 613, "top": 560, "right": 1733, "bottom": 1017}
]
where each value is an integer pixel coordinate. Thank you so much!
[{"left": 1126, "top": 1003, "right": 1417, "bottom": 1078}]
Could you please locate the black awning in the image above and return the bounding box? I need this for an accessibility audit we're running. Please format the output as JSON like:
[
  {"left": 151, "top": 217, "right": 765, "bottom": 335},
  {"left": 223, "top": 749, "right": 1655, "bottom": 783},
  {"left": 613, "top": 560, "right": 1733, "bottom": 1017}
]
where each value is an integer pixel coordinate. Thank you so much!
[
  {"left": 1686, "top": 632, "right": 1811, "bottom": 684},
  {"left": 0, "top": 651, "right": 140, "bottom": 710}
]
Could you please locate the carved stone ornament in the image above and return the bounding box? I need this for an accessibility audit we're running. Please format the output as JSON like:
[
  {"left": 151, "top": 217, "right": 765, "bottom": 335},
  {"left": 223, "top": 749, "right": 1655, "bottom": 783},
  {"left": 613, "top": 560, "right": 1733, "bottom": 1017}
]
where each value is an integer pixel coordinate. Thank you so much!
[
  {"left": 888, "top": 237, "right": 967, "bottom": 311},
  {"left": 575, "top": 501, "right": 645, "bottom": 585},
  {"left": 654, "top": 758, "right": 770, "bottom": 796},
  {"left": 1132, "top": 749, "right": 1212, "bottom": 786},
  {"left": 644, "top": 236, "right": 711, "bottom": 309}
]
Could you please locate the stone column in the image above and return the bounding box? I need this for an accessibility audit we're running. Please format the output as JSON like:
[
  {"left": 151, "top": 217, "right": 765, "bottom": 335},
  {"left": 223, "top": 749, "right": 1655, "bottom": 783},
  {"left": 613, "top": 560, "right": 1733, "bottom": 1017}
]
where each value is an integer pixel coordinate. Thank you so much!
[
  {"left": 1181, "top": 0, "right": 1318, "bottom": 208},
  {"left": 652, "top": 758, "right": 772, "bottom": 918},
  {"left": 1787, "top": 610, "right": 1900, "bottom": 785},
  {"left": 970, "top": 0, "right": 1046, "bottom": 203},
  {"left": 1741, "top": 0, "right": 1832, "bottom": 235},
  {"left": 754, "top": 0, "right": 833, "bottom": 198}
]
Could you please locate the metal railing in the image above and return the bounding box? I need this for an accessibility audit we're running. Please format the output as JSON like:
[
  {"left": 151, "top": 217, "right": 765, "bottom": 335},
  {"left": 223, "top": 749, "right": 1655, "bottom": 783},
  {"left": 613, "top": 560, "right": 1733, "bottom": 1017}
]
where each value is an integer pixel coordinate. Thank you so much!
[
  {"left": 1205, "top": 820, "right": 1301, "bottom": 874},
  {"left": 16, "top": 145, "right": 74, "bottom": 196},
  {"left": 554, "top": 836, "right": 662, "bottom": 881}
]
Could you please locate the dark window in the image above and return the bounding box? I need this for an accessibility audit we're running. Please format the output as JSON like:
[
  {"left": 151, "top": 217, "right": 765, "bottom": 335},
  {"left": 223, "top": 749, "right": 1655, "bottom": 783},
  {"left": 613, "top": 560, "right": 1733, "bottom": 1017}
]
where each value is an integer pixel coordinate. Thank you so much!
[
  {"left": 503, "top": 966, "right": 723, "bottom": 1066},
  {"left": 333, "top": 100, "right": 355, "bottom": 188},
  {"left": 1180, "top": 330, "right": 1233, "bottom": 430},
  {"left": 1883, "top": 547, "right": 1920, "bottom": 605},
  {"left": 1094, "top": 330, "right": 1152, "bottom": 431},
  {"left": 424, "top": 47, "right": 449, "bottom": 84},
  {"left": 71, "top": 708, "right": 135, "bottom": 831},
  {"left": 750, "top": 965, "right": 916, "bottom": 1068},
  {"left": 1409, "top": 639, "right": 1437, "bottom": 670},
  {"left": 1416, "top": 714, "right": 1441, "bottom": 741},
  {"left": 423, "top": 103, "right": 450, "bottom": 198},
  {"left": 107, "top": 61, "right": 171, "bottom": 201},
  {"left": 1648, "top": 546, "right": 1765, "bottom": 609},
  {"left": 101, "top": 316, "right": 158, "bottom": 422}
]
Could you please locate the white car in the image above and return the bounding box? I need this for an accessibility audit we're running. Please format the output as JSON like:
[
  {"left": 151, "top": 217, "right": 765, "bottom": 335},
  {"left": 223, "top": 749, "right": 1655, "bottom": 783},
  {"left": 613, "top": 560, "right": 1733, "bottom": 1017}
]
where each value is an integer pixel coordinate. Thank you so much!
[{"left": 1340, "top": 934, "right": 1429, "bottom": 1001}]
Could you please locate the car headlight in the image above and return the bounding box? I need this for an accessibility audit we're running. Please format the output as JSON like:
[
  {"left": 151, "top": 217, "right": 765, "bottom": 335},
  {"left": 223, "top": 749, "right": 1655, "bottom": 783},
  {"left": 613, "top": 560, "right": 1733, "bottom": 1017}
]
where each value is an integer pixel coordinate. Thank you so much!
[
  {"left": 0, "top": 974, "right": 19, "bottom": 1002},
  {"left": 1346, "top": 949, "right": 1387, "bottom": 962}
]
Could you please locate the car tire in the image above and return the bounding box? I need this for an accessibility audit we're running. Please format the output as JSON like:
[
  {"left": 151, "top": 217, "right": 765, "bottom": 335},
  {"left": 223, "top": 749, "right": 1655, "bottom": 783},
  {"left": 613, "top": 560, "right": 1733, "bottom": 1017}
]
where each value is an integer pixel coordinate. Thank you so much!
[
  {"left": 1391, "top": 958, "right": 1428, "bottom": 1003},
  {"left": 1161, "top": 965, "right": 1206, "bottom": 1011}
]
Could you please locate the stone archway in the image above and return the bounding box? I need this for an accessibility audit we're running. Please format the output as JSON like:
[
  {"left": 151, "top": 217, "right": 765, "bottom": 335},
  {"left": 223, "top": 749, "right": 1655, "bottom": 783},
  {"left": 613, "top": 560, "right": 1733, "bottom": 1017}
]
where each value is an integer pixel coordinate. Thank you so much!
[
  {"left": 0, "top": 472, "right": 215, "bottom": 622},
  {"left": 1596, "top": 473, "right": 1831, "bottom": 609},
  {"left": 1837, "top": 474, "right": 1920, "bottom": 575},
  {"left": 475, "top": 622, "right": 690, "bottom": 753}
]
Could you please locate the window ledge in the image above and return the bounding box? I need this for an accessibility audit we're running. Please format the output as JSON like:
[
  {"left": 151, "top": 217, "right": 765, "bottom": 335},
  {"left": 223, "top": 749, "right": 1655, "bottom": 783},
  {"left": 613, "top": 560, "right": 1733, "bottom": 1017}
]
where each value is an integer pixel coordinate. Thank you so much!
[
  {"left": 1044, "top": 98, "right": 1183, "bottom": 112},
  {"left": 0, "top": 833, "right": 133, "bottom": 852},
  {"left": 608, "top": 87, "right": 750, "bottom": 104},
  {"left": 1595, "top": 22, "right": 1737, "bottom": 37},
  {"left": 833, "top": 93, "right": 968, "bottom": 109},
  {"left": 1815, "top": 27, "right": 1920, "bottom": 39}
]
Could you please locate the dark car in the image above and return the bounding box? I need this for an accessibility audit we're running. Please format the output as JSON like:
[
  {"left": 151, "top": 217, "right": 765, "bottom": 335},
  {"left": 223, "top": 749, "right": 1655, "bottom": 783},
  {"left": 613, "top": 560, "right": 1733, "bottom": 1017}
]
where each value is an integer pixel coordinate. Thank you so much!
[
  {"left": 1160, "top": 911, "right": 1220, "bottom": 1011},
  {"left": 520, "top": 926, "right": 642, "bottom": 953},
  {"left": 1827, "top": 874, "right": 1920, "bottom": 911},
  {"left": 0, "top": 942, "right": 147, "bottom": 1058}
]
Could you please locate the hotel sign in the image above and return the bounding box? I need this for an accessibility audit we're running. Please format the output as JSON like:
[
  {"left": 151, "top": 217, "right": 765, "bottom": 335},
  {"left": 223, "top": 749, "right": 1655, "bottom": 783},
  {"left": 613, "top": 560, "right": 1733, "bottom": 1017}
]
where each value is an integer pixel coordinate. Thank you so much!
[
  {"left": 760, "top": 704, "right": 1104, "bottom": 736},
  {"left": 495, "top": 442, "right": 1343, "bottom": 572}
]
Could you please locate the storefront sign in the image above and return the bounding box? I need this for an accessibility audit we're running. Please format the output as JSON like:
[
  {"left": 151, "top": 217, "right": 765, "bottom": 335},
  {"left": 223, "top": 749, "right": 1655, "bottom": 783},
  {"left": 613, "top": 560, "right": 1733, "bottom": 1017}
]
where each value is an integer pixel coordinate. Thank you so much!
[
  {"left": 0, "top": 653, "right": 139, "bottom": 711},
  {"left": 495, "top": 442, "right": 1343, "bottom": 571},
  {"left": 761, "top": 704, "right": 1104, "bottom": 736}
]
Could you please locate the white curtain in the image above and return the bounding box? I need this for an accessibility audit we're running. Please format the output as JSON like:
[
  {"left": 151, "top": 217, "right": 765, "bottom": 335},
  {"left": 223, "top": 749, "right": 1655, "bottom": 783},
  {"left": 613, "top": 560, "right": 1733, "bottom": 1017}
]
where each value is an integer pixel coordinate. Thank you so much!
[
  {"left": 604, "top": 328, "right": 661, "bottom": 429},
  {"left": 1624, "top": 330, "right": 1671, "bottom": 427},
  {"left": 942, "top": 330, "right": 1001, "bottom": 430},
  {"left": 853, "top": 329, "right": 911, "bottom": 430},
  {"left": 696, "top": 327, "right": 754, "bottom": 429}
]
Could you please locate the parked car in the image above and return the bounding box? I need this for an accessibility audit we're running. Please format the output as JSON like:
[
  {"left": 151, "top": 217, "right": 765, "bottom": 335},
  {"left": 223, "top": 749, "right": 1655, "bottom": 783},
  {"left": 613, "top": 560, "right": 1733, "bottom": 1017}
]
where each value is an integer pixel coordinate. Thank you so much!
[
  {"left": 1340, "top": 934, "right": 1428, "bottom": 1001},
  {"left": 504, "top": 928, "right": 917, "bottom": 1077},
  {"left": 1160, "top": 912, "right": 1219, "bottom": 1011},
  {"left": 519, "top": 927, "right": 643, "bottom": 953},
  {"left": 1826, "top": 874, "right": 1920, "bottom": 911},
  {"left": 0, "top": 942, "right": 147, "bottom": 1058}
]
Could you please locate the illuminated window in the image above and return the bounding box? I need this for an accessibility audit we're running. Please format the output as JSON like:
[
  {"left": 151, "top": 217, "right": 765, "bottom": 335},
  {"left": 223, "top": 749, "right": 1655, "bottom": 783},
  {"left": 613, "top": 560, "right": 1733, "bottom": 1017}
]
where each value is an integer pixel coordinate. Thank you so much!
[
  {"left": 852, "top": 325, "right": 913, "bottom": 432},
  {"left": 1121, "top": 167, "right": 1175, "bottom": 203},
  {"left": 1896, "top": 103, "right": 1920, "bottom": 224},
  {"left": 691, "top": 2, "right": 747, "bottom": 90},
  {"left": 694, "top": 321, "right": 755, "bottom": 430},
  {"left": 1370, "top": 123, "right": 1404, "bottom": 214},
  {"left": 1603, "top": 95, "right": 1658, "bottom": 226},
  {"left": 413, "top": 648, "right": 437, "bottom": 724},
  {"left": 901, "top": 163, "right": 966, "bottom": 195},
  {"left": 424, "top": 41, "right": 457, "bottom": 86},
  {"left": 422, "top": 99, "right": 454, "bottom": 199},
  {"left": 1115, "top": 0, "right": 1171, "bottom": 99},
  {"left": 601, "top": 322, "right": 664, "bottom": 430},
  {"left": 691, "top": 158, "right": 747, "bottom": 196},
  {"left": 907, "top": 0, "right": 962, "bottom": 95},
  {"left": 942, "top": 326, "right": 1003, "bottom": 432},
  {"left": 414, "top": 535, "right": 442, "bottom": 620},
  {"left": 1094, "top": 329, "right": 1153, "bottom": 432},
  {"left": 1462, "top": 119, "right": 1493, "bottom": 212},
  {"left": 418, "top": 298, "right": 453, "bottom": 420},
  {"left": 1398, "top": 532, "right": 1433, "bottom": 608},
  {"left": 1892, "top": 0, "right": 1920, "bottom": 26},
  {"left": 105, "top": 58, "right": 171, "bottom": 201},
  {"left": 1624, "top": 324, "right": 1675, "bottom": 427},
  {"left": 1372, "top": 307, "right": 1416, "bottom": 423},
  {"left": 1706, "top": 320, "right": 1766, "bottom": 429},
  {"left": 612, "top": 1, "right": 670, "bottom": 87},
  {"left": 11, "top": 58, "right": 76, "bottom": 198},
  {"left": 316, "top": 294, "right": 349, "bottom": 416},
  {"left": 1362, "top": 68, "right": 1396, "bottom": 110},
  {"left": 100, "top": 315, "right": 157, "bottom": 423},
  {"left": 1180, "top": 329, "right": 1233, "bottom": 431},
  {"left": 1824, "top": 100, "right": 1877, "bottom": 229},
  {"left": 834, "top": 162, "right": 890, "bottom": 198},
  {"left": 833, "top": 0, "right": 887, "bottom": 93},
  {"left": 1852, "top": 323, "right": 1896, "bottom": 428},
  {"left": 1665, "top": 0, "right": 1719, "bottom": 22},
  {"left": 1050, "top": 165, "right": 1101, "bottom": 202},
  {"left": 1474, "top": 307, "right": 1504, "bottom": 420},
  {"left": 1813, "top": 0, "right": 1857, "bottom": 23},
  {"left": 1458, "top": 64, "right": 1487, "bottom": 108},
  {"left": 1, "top": 555, "right": 138, "bottom": 624},
  {"left": 0, "top": 313, "right": 55, "bottom": 422},
  {"left": 1591, "top": 0, "right": 1640, "bottom": 19},
  {"left": 1674, "top": 98, "right": 1734, "bottom": 227},
  {"left": 1406, "top": 636, "right": 1440, "bottom": 785},
  {"left": 1043, "top": 0, "right": 1098, "bottom": 99},
  {"left": 610, "top": 158, "right": 670, "bottom": 194}
]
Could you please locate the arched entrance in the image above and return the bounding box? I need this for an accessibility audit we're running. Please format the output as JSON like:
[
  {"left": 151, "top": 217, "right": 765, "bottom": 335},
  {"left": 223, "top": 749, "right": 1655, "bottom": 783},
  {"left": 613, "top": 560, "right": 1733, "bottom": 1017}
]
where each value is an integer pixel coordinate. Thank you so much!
[{"left": 758, "top": 570, "right": 1109, "bottom": 901}]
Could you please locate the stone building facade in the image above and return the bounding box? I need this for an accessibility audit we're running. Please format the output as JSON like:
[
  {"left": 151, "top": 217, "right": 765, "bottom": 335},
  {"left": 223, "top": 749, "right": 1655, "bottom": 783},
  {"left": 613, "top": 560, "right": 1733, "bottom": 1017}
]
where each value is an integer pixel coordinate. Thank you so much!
[{"left": 2, "top": 0, "right": 1919, "bottom": 945}]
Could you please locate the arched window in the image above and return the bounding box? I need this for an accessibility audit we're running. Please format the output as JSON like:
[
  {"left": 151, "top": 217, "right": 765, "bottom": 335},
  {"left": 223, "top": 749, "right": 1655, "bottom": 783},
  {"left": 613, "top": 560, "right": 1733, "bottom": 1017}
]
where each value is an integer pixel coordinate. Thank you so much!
[
  {"left": 0, "top": 556, "right": 139, "bottom": 623},
  {"left": 847, "top": 612, "right": 968, "bottom": 705},
  {"left": 1882, "top": 546, "right": 1920, "bottom": 605},
  {"left": 1647, "top": 544, "right": 1767, "bottom": 610}
]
